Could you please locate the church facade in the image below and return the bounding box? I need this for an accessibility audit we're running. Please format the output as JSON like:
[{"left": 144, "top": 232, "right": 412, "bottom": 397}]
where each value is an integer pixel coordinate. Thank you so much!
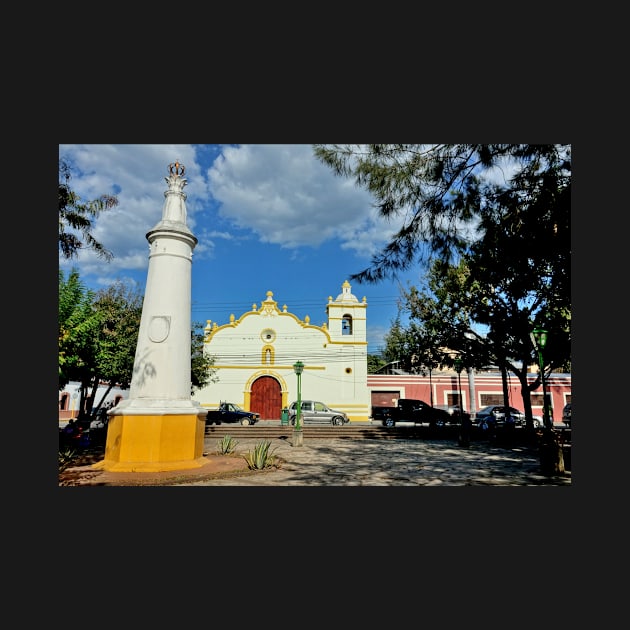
[{"left": 192, "top": 281, "right": 372, "bottom": 422}]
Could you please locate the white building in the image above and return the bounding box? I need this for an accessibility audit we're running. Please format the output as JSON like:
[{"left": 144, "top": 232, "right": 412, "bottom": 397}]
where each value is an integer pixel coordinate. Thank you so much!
[
  {"left": 59, "top": 382, "right": 128, "bottom": 422},
  {"left": 192, "top": 281, "right": 371, "bottom": 422}
]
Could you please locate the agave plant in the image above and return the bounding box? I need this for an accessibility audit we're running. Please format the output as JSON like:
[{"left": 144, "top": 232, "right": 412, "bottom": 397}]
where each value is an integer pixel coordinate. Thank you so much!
[
  {"left": 243, "top": 440, "right": 277, "bottom": 470},
  {"left": 216, "top": 434, "right": 239, "bottom": 455}
]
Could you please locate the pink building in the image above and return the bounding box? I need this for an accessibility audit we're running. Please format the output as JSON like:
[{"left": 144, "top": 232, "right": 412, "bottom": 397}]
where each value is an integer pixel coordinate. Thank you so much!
[{"left": 367, "top": 370, "right": 571, "bottom": 425}]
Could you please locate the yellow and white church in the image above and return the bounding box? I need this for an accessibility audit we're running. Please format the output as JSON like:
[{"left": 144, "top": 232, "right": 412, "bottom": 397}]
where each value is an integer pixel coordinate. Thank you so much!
[{"left": 192, "top": 281, "right": 371, "bottom": 422}]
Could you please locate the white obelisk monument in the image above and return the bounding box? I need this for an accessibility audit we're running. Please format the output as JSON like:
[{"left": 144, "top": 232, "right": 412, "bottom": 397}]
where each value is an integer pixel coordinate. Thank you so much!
[{"left": 95, "top": 161, "right": 208, "bottom": 472}]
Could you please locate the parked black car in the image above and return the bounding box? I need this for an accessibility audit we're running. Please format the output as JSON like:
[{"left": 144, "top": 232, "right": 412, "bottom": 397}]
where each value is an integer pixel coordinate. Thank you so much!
[
  {"left": 474, "top": 405, "right": 525, "bottom": 430},
  {"left": 372, "top": 398, "right": 459, "bottom": 428},
  {"left": 206, "top": 402, "right": 260, "bottom": 426}
]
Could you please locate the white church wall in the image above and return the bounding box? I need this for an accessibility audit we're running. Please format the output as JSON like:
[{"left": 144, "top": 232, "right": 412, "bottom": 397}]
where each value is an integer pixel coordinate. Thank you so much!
[{"left": 192, "top": 283, "right": 372, "bottom": 422}]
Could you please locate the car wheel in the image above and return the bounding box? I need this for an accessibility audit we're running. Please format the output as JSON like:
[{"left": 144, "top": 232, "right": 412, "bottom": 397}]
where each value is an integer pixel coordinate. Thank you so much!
[
  {"left": 241, "top": 418, "right": 251, "bottom": 426},
  {"left": 384, "top": 418, "right": 395, "bottom": 428},
  {"left": 333, "top": 416, "right": 344, "bottom": 426}
]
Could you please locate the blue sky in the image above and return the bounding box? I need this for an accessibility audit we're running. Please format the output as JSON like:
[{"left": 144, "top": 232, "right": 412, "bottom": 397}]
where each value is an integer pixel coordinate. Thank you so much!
[{"left": 59, "top": 144, "right": 428, "bottom": 353}]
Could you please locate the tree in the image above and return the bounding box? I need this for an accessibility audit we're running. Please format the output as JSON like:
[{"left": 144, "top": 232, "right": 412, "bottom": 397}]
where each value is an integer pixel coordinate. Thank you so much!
[
  {"left": 367, "top": 354, "right": 387, "bottom": 374},
  {"left": 88, "top": 280, "right": 143, "bottom": 415},
  {"left": 382, "top": 316, "right": 410, "bottom": 367},
  {"left": 58, "top": 269, "right": 100, "bottom": 392},
  {"left": 59, "top": 158, "right": 117, "bottom": 261},
  {"left": 382, "top": 317, "right": 448, "bottom": 407},
  {"left": 59, "top": 274, "right": 143, "bottom": 420},
  {"left": 192, "top": 321, "right": 218, "bottom": 394},
  {"left": 314, "top": 144, "right": 571, "bottom": 428},
  {"left": 396, "top": 248, "right": 568, "bottom": 433},
  {"left": 313, "top": 144, "right": 570, "bottom": 303}
]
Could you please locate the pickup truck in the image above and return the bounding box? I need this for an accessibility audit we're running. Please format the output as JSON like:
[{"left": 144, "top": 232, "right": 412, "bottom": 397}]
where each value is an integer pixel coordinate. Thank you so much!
[
  {"left": 371, "top": 398, "right": 465, "bottom": 428},
  {"left": 205, "top": 402, "right": 260, "bottom": 426}
]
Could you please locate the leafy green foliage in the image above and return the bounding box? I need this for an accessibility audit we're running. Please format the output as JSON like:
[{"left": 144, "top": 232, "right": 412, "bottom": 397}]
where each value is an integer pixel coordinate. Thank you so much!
[
  {"left": 216, "top": 435, "right": 238, "bottom": 455},
  {"left": 92, "top": 280, "right": 143, "bottom": 392},
  {"left": 367, "top": 354, "right": 387, "bottom": 373},
  {"left": 58, "top": 447, "right": 78, "bottom": 472},
  {"left": 59, "top": 272, "right": 143, "bottom": 419},
  {"left": 191, "top": 321, "right": 218, "bottom": 394},
  {"left": 313, "top": 144, "right": 570, "bottom": 292},
  {"left": 59, "top": 158, "right": 117, "bottom": 261},
  {"left": 58, "top": 269, "right": 100, "bottom": 390},
  {"left": 243, "top": 440, "right": 278, "bottom": 470}
]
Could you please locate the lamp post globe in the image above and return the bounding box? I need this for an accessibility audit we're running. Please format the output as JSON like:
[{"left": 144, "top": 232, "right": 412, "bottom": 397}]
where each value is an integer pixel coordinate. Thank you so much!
[{"left": 532, "top": 327, "right": 548, "bottom": 352}]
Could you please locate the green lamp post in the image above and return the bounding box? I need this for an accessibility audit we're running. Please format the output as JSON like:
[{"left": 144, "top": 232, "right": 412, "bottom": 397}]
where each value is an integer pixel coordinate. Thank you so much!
[
  {"left": 530, "top": 327, "right": 550, "bottom": 431},
  {"left": 454, "top": 356, "right": 469, "bottom": 447},
  {"left": 454, "top": 356, "right": 464, "bottom": 413},
  {"left": 531, "top": 327, "right": 564, "bottom": 475},
  {"left": 293, "top": 360, "right": 304, "bottom": 446}
]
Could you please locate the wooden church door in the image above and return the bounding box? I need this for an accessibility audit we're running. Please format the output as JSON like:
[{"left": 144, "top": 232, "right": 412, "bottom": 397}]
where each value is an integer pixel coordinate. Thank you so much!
[{"left": 251, "top": 376, "right": 282, "bottom": 420}]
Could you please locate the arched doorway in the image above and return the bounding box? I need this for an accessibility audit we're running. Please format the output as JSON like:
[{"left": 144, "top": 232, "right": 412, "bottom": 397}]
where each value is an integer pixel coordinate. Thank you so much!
[{"left": 251, "top": 375, "right": 282, "bottom": 420}]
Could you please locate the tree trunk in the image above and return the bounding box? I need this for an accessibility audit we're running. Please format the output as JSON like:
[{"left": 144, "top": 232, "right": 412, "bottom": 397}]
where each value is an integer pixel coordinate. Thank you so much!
[{"left": 540, "top": 430, "right": 565, "bottom": 475}]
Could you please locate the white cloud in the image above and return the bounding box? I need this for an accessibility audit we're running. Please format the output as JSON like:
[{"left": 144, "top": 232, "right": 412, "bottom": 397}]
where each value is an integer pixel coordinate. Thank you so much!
[
  {"left": 60, "top": 144, "right": 406, "bottom": 272},
  {"left": 207, "top": 144, "right": 402, "bottom": 251}
]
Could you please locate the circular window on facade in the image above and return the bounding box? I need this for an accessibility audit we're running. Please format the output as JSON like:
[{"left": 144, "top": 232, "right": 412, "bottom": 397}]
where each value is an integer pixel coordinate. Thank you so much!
[
  {"left": 345, "top": 367, "right": 352, "bottom": 374},
  {"left": 260, "top": 328, "right": 276, "bottom": 343}
]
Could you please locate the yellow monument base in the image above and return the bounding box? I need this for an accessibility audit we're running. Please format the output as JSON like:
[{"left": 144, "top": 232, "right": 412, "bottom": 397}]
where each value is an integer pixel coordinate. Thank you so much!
[{"left": 92, "top": 412, "right": 207, "bottom": 472}]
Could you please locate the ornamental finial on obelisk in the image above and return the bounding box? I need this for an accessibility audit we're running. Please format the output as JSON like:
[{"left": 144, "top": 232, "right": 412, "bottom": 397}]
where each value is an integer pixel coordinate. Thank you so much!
[
  {"left": 162, "top": 160, "right": 187, "bottom": 221},
  {"left": 169, "top": 160, "right": 185, "bottom": 177}
]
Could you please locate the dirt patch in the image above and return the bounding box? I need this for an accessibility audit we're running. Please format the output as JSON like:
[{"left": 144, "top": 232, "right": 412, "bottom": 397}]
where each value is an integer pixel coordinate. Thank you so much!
[{"left": 59, "top": 451, "right": 284, "bottom": 486}]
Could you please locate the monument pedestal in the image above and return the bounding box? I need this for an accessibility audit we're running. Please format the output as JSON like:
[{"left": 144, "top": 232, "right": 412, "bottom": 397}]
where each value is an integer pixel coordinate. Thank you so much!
[{"left": 93, "top": 410, "right": 207, "bottom": 472}]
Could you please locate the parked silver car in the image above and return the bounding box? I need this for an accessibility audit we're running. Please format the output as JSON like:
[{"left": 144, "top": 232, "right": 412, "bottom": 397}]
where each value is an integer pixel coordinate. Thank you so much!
[{"left": 288, "top": 400, "right": 349, "bottom": 426}]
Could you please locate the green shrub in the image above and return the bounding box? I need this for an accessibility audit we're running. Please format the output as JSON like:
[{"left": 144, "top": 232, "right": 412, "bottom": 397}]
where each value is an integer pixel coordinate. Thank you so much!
[
  {"left": 216, "top": 434, "right": 238, "bottom": 455},
  {"left": 243, "top": 440, "right": 277, "bottom": 470}
]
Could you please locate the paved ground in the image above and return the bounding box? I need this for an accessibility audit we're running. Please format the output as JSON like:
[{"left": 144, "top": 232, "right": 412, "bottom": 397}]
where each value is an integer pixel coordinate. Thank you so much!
[{"left": 60, "top": 432, "right": 571, "bottom": 486}]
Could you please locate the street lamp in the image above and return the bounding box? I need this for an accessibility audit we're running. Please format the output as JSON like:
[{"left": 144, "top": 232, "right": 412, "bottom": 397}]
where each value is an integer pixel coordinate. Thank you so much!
[
  {"left": 293, "top": 360, "right": 304, "bottom": 446},
  {"left": 463, "top": 331, "right": 477, "bottom": 415},
  {"left": 530, "top": 327, "right": 551, "bottom": 431},
  {"left": 454, "top": 356, "right": 469, "bottom": 447},
  {"left": 454, "top": 357, "right": 464, "bottom": 413},
  {"left": 530, "top": 327, "right": 564, "bottom": 475},
  {"left": 427, "top": 349, "right": 435, "bottom": 407}
]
